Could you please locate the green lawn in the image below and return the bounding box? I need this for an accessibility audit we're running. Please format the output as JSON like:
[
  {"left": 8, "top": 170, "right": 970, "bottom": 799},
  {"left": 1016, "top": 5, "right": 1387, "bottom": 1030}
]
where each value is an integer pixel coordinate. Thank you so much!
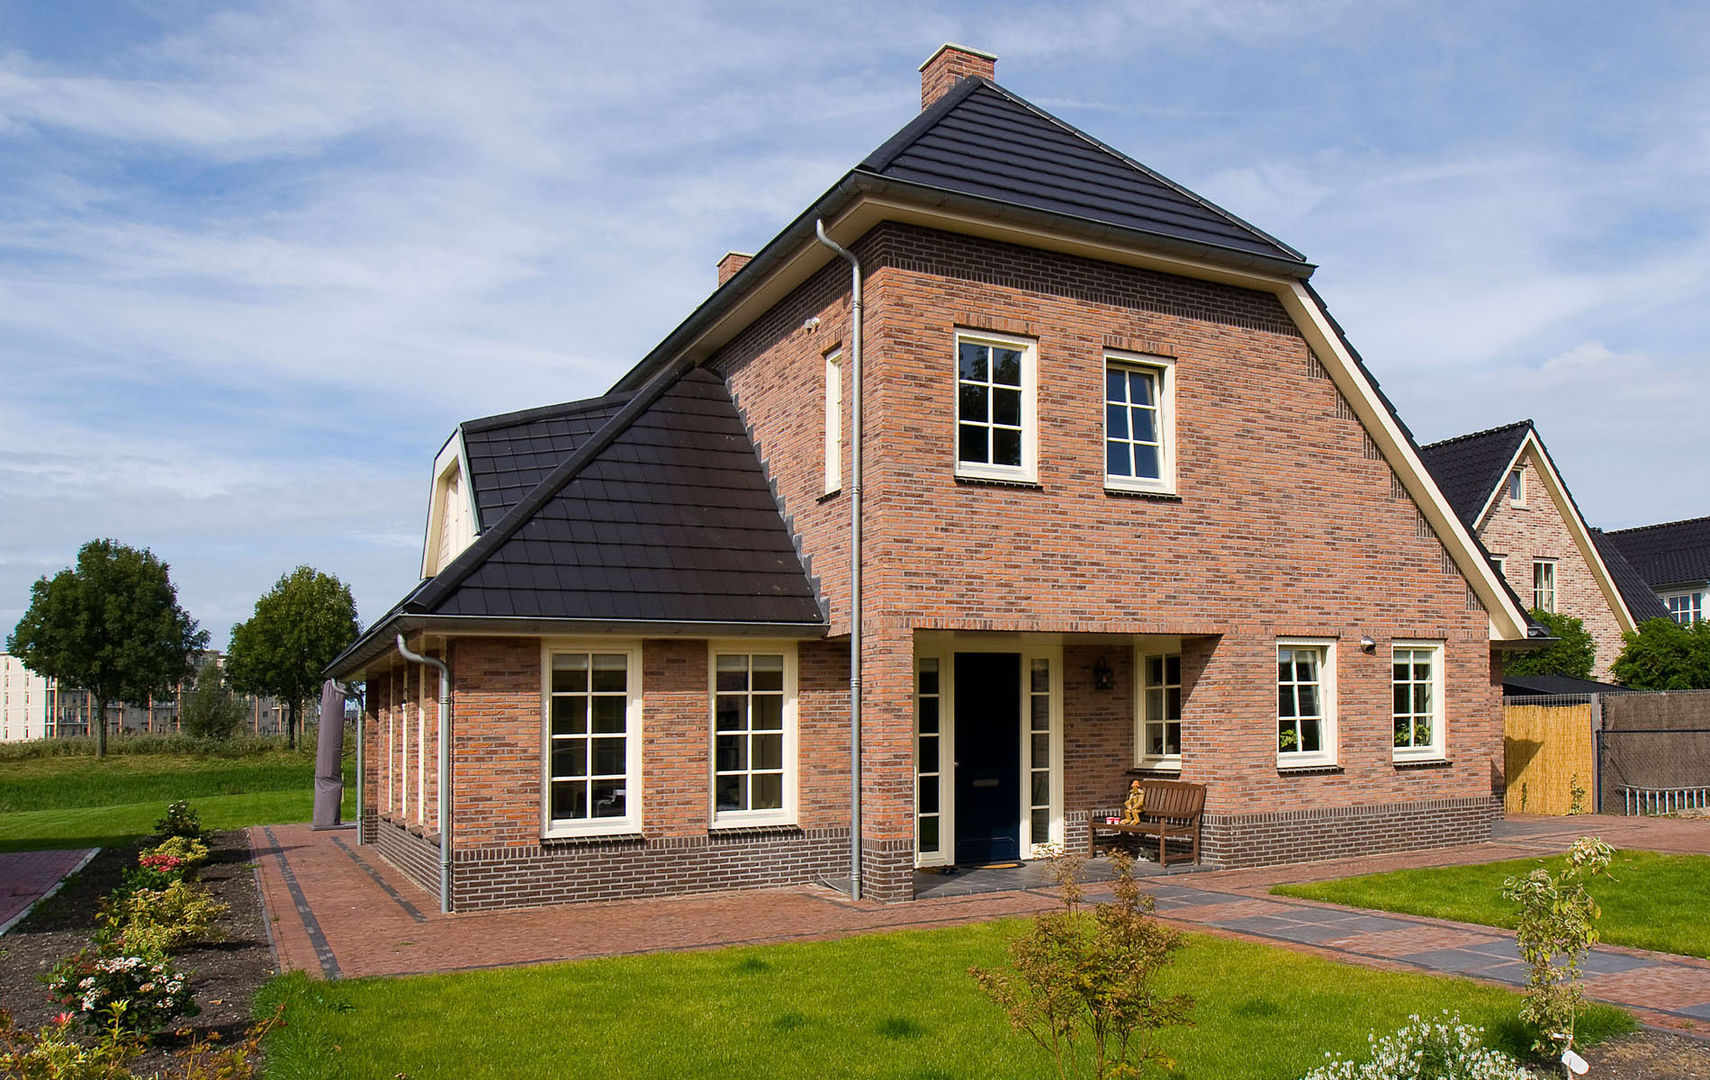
[
  {"left": 1273, "top": 848, "right": 1710, "bottom": 959},
  {"left": 256, "top": 921, "right": 1632, "bottom": 1080},
  {"left": 0, "top": 750, "right": 352, "bottom": 851}
]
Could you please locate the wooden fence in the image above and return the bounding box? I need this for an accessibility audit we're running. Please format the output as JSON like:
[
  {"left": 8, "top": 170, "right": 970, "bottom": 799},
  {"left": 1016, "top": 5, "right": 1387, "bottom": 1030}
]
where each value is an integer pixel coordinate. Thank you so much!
[{"left": 1503, "top": 701, "right": 1595, "bottom": 815}]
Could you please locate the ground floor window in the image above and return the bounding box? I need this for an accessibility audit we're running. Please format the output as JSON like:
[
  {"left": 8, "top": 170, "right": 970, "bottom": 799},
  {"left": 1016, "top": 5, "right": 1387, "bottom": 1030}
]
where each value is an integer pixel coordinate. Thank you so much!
[
  {"left": 1392, "top": 642, "right": 1445, "bottom": 761},
  {"left": 1138, "top": 653, "right": 1183, "bottom": 768},
  {"left": 1027, "top": 657, "right": 1052, "bottom": 850},
  {"left": 1277, "top": 640, "right": 1335, "bottom": 766},
  {"left": 916, "top": 657, "right": 943, "bottom": 859},
  {"left": 711, "top": 644, "right": 797, "bottom": 826},
  {"left": 543, "top": 643, "right": 641, "bottom": 836}
]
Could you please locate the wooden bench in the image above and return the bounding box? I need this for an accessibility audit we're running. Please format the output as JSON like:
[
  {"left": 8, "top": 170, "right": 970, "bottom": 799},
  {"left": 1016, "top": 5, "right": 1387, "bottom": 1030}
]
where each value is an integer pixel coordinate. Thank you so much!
[{"left": 1089, "top": 779, "right": 1206, "bottom": 867}]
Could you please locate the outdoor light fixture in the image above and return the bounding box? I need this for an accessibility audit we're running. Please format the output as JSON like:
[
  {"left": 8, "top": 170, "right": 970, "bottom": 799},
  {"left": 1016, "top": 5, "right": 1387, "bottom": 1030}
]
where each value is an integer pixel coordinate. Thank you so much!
[
  {"left": 1360, "top": 636, "right": 1377, "bottom": 654},
  {"left": 1092, "top": 656, "right": 1115, "bottom": 690}
]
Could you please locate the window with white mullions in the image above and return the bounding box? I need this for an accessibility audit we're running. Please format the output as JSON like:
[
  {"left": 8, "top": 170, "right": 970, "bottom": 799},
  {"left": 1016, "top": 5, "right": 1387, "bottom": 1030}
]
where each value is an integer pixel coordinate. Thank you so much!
[
  {"left": 1143, "top": 654, "right": 1183, "bottom": 762},
  {"left": 954, "top": 333, "right": 1035, "bottom": 481},
  {"left": 916, "top": 658, "right": 943, "bottom": 859},
  {"left": 714, "top": 652, "right": 788, "bottom": 818},
  {"left": 1533, "top": 560, "right": 1557, "bottom": 613},
  {"left": 547, "top": 652, "right": 631, "bottom": 826},
  {"left": 1392, "top": 644, "right": 1444, "bottom": 760},
  {"left": 1027, "top": 657, "right": 1052, "bottom": 850},
  {"left": 1106, "top": 365, "right": 1162, "bottom": 481},
  {"left": 1277, "top": 643, "right": 1333, "bottom": 763},
  {"left": 1666, "top": 592, "right": 1703, "bottom": 625}
]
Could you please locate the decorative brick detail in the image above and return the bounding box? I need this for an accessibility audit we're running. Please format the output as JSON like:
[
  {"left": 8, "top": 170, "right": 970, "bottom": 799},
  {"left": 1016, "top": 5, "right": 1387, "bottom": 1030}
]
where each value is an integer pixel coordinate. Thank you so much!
[
  {"left": 1199, "top": 795, "right": 1500, "bottom": 867},
  {"left": 374, "top": 815, "right": 442, "bottom": 904}
]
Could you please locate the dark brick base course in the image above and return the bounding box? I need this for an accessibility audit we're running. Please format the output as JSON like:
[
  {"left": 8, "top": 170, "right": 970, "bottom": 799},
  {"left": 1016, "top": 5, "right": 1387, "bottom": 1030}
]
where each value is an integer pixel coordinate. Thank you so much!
[
  {"left": 1199, "top": 795, "right": 1500, "bottom": 868},
  {"left": 374, "top": 815, "right": 443, "bottom": 906},
  {"left": 449, "top": 827, "right": 855, "bottom": 911}
]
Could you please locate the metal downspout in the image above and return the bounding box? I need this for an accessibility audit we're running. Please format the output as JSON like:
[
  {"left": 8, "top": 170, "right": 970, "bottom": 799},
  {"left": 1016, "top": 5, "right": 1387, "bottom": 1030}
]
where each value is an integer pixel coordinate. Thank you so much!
[
  {"left": 815, "top": 219, "right": 863, "bottom": 901},
  {"left": 396, "top": 634, "right": 453, "bottom": 914}
]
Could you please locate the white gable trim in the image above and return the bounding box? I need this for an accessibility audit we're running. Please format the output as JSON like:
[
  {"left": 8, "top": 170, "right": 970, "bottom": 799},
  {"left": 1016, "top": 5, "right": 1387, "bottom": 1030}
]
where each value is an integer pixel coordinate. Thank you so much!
[
  {"left": 1277, "top": 283, "right": 1531, "bottom": 641},
  {"left": 1474, "top": 431, "right": 1638, "bottom": 633},
  {"left": 421, "top": 433, "right": 480, "bottom": 579}
]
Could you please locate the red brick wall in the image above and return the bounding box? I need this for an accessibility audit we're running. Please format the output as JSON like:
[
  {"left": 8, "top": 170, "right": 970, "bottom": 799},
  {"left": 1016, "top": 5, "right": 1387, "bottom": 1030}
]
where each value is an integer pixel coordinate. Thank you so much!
[
  {"left": 1478, "top": 450, "right": 1627, "bottom": 678},
  {"left": 718, "top": 222, "right": 1501, "bottom": 867}
]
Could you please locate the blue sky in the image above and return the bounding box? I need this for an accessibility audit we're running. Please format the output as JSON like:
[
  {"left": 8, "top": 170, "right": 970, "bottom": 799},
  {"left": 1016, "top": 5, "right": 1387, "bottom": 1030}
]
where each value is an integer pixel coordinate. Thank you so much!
[{"left": 3, "top": 1, "right": 1709, "bottom": 643}]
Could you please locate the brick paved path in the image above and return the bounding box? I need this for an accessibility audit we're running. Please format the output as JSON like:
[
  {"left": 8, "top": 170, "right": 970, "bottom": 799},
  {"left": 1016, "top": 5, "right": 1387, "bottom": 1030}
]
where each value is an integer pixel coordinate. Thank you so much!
[
  {"left": 250, "top": 816, "right": 1710, "bottom": 1030},
  {"left": 0, "top": 848, "right": 97, "bottom": 934}
]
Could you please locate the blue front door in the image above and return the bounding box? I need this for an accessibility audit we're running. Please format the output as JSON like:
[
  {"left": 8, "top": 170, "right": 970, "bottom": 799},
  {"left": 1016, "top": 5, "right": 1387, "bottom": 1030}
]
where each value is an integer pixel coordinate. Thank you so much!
[{"left": 953, "top": 652, "right": 1020, "bottom": 865}]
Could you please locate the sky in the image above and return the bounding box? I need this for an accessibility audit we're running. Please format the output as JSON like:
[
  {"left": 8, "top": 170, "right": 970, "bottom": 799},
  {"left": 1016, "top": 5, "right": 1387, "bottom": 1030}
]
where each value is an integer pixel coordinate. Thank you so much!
[{"left": 2, "top": 1, "right": 1709, "bottom": 644}]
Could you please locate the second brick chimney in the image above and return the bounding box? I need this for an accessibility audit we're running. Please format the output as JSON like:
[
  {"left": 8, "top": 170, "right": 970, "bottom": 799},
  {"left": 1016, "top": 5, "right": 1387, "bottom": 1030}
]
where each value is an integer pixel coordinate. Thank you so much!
[
  {"left": 717, "top": 251, "right": 753, "bottom": 287},
  {"left": 919, "top": 43, "right": 996, "bottom": 110}
]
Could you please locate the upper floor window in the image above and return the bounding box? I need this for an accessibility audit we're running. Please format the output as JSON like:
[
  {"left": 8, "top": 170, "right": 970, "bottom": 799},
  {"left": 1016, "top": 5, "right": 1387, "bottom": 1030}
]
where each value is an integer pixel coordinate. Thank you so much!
[
  {"left": 1533, "top": 559, "right": 1557, "bottom": 613},
  {"left": 955, "top": 331, "right": 1036, "bottom": 482},
  {"left": 1278, "top": 640, "right": 1335, "bottom": 767},
  {"left": 1666, "top": 591, "right": 1704, "bottom": 625},
  {"left": 1507, "top": 467, "right": 1525, "bottom": 506},
  {"left": 544, "top": 644, "right": 642, "bottom": 836},
  {"left": 1491, "top": 555, "right": 1507, "bottom": 578},
  {"left": 711, "top": 644, "right": 798, "bottom": 826},
  {"left": 1392, "top": 642, "right": 1445, "bottom": 762},
  {"left": 824, "top": 350, "right": 843, "bottom": 495},
  {"left": 1105, "top": 353, "right": 1176, "bottom": 494}
]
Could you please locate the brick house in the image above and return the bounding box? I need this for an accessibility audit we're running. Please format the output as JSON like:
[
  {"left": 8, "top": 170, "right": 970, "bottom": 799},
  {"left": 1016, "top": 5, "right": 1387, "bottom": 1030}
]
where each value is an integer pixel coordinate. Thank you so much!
[
  {"left": 1420, "top": 420, "right": 1668, "bottom": 679},
  {"left": 329, "top": 46, "right": 1540, "bottom": 912}
]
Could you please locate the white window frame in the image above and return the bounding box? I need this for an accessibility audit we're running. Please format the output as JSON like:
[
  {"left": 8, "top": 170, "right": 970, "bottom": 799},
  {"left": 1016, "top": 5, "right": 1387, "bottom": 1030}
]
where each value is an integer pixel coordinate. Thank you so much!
[
  {"left": 823, "top": 350, "right": 842, "bottom": 495},
  {"left": 1133, "top": 642, "right": 1183, "bottom": 771},
  {"left": 914, "top": 653, "right": 950, "bottom": 866},
  {"left": 1103, "top": 352, "right": 1176, "bottom": 495},
  {"left": 1533, "top": 559, "right": 1557, "bottom": 613},
  {"left": 1491, "top": 555, "right": 1506, "bottom": 578},
  {"left": 708, "top": 641, "right": 798, "bottom": 828},
  {"left": 953, "top": 329, "right": 1037, "bottom": 483},
  {"left": 1507, "top": 467, "right": 1525, "bottom": 507},
  {"left": 1664, "top": 590, "right": 1704, "bottom": 625},
  {"left": 540, "top": 639, "right": 644, "bottom": 838},
  {"left": 1391, "top": 641, "right": 1446, "bottom": 763},
  {"left": 1276, "top": 638, "right": 1337, "bottom": 768}
]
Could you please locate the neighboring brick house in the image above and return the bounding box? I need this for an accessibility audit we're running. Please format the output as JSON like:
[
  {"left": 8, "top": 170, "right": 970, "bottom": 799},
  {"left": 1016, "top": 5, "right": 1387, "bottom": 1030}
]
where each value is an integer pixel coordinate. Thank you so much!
[
  {"left": 329, "top": 46, "right": 1539, "bottom": 912},
  {"left": 1605, "top": 516, "right": 1710, "bottom": 626},
  {"left": 1420, "top": 420, "right": 1668, "bottom": 679}
]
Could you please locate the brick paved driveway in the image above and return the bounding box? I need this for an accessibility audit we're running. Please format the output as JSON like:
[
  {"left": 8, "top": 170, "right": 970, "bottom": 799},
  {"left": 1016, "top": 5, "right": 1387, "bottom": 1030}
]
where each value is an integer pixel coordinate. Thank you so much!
[
  {"left": 0, "top": 848, "right": 97, "bottom": 934},
  {"left": 251, "top": 815, "right": 1710, "bottom": 1030}
]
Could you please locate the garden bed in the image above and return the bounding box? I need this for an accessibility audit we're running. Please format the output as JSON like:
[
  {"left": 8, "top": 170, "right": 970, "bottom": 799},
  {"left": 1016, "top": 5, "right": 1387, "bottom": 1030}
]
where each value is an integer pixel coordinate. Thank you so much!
[{"left": 0, "top": 829, "right": 275, "bottom": 1072}]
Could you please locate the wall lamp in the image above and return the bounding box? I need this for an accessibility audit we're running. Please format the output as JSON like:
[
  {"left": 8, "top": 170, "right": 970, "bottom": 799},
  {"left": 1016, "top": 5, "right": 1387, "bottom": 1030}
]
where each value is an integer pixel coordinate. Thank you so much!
[{"left": 1092, "top": 656, "right": 1115, "bottom": 691}]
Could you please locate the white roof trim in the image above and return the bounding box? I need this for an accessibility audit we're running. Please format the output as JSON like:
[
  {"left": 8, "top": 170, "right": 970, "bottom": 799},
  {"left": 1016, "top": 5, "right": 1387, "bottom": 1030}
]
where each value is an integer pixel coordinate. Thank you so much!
[
  {"left": 1476, "top": 430, "right": 1638, "bottom": 633},
  {"left": 420, "top": 433, "right": 480, "bottom": 580},
  {"left": 1277, "top": 282, "right": 1531, "bottom": 641}
]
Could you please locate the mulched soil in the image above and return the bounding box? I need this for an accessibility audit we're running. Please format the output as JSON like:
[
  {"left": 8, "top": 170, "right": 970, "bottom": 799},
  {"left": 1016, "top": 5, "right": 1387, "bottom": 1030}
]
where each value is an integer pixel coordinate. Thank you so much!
[
  {"left": 1582, "top": 1029, "right": 1710, "bottom": 1079},
  {"left": 0, "top": 829, "right": 276, "bottom": 1072}
]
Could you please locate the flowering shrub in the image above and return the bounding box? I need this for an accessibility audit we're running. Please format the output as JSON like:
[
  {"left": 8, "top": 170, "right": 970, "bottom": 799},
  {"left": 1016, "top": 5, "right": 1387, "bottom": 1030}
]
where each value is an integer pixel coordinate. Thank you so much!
[
  {"left": 153, "top": 801, "right": 206, "bottom": 842},
  {"left": 142, "top": 837, "right": 211, "bottom": 871},
  {"left": 1301, "top": 1013, "right": 1533, "bottom": 1080},
  {"left": 0, "top": 1008, "right": 140, "bottom": 1079},
  {"left": 45, "top": 952, "right": 198, "bottom": 1036},
  {"left": 96, "top": 880, "right": 227, "bottom": 957}
]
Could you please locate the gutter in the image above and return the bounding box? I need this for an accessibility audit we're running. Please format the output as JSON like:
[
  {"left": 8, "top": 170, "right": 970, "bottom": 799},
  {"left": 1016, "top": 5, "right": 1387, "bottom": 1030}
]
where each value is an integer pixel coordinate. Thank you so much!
[
  {"left": 395, "top": 634, "right": 453, "bottom": 914},
  {"left": 815, "top": 219, "right": 864, "bottom": 901}
]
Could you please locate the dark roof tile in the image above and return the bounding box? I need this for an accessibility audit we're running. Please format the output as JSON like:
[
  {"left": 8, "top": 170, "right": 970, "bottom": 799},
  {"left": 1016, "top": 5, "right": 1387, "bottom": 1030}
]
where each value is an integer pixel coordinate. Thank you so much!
[
  {"left": 1590, "top": 530, "right": 1672, "bottom": 623},
  {"left": 1418, "top": 421, "right": 1531, "bottom": 529},
  {"left": 1605, "top": 516, "right": 1710, "bottom": 590}
]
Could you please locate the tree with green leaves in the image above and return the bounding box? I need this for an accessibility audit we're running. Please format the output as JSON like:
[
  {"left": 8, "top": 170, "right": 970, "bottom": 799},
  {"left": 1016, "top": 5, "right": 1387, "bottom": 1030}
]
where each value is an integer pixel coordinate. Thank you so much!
[
  {"left": 179, "top": 661, "right": 247, "bottom": 740},
  {"left": 1612, "top": 617, "right": 1710, "bottom": 689},
  {"left": 7, "top": 539, "right": 206, "bottom": 757},
  {"left": 225, "top": 567, "right": 359, "bottom": 750},
  {"left": 1504, "top": 609, "right": 1596, "bottom": 680}
]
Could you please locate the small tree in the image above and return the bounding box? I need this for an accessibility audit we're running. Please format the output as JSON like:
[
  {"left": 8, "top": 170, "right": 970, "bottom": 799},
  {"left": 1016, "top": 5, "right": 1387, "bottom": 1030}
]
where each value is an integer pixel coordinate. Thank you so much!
[
  {"left": 7, "top": 540, "right": 206, "bottom": 757},
  {"left": 1501, "top": 836, "right": 1614, "bottom": 1059},
  {"left": 225, "top": 567, "right": 358, "bottom": 750},
  {"left": 179, "top": 663, "right": 246, "bottom": 740},
  {"left": 1504, "top": 609, "right": 1596, "bottom": 680},
  {"left": 970, "top": 852, "right": 1194, "bottom": 1078},
  {"left": 1612, "top": 617, "right": 1710, "bottom": 690}
]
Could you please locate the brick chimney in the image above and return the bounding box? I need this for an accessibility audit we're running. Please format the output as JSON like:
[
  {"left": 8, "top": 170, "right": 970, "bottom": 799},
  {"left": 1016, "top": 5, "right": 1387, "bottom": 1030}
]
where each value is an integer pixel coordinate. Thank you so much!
[
  {"left": 717, "top": 251, "right": 753, "bottom": 287},
  {"left": 919, "top": 43, "right": 996, "bottom": 110}
]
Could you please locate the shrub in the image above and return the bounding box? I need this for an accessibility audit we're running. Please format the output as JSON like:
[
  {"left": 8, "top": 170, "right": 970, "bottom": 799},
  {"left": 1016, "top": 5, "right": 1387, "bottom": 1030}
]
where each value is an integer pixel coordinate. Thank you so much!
[
  {"left": 0, "top": 1009, "right": 140, "bottom": 1079},
  {"left": 0, "top": 732, "right": 298, "bottom": 763},
  {"left": 1504, "top": 609, "right": 1595, "bottom": 680},
  {"left": 1300, "top": 1012, "right": 1532, "bottom": 1079},
  {"left": 153, "top": 801, "right": 205, "bottom": 842},
  {"left": 970, "top": 851, "right": 1194, "bottom": 1078},
  {"left": 1502, "top": 836, "right": 1614, "bottom": 1056},
  {"left": 96, "top": 880, "right": 227, "bottom": 957},
  {"left": 140, "top": 837, "right": 211, "bottom": 878},
  {"left": 45, "top": 952, "right": 198, "bottom": 1037}
]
